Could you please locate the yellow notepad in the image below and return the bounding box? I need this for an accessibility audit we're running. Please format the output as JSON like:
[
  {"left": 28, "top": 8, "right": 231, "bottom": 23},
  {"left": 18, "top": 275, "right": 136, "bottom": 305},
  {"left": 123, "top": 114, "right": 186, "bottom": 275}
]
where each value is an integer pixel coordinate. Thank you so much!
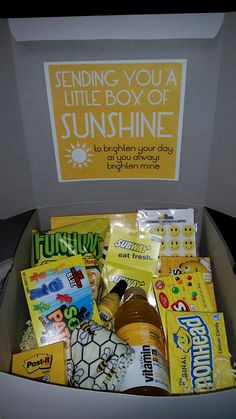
[{"left": 12, "top": 341, "right": 67, "bottom": 385}]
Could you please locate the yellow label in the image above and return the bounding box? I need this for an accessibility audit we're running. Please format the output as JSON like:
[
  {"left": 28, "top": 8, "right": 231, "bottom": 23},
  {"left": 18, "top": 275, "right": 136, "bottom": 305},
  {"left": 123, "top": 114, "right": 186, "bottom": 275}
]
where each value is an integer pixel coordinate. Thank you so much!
[
  {"left": 167, "top": 311, "right": 235, "bottom": 394},
  {"left": 117, "top": 322, "right": 169, "bottom": 392},
  {"left": 105, "top": 226, "right": 161, "bottom": 273},
  {"left": 44, "top": 60, "right": 186, "bottom": 181},
  {"left": 117, "top": 322, "right": 165, "bottom": 353},
  {"left": 23, "top": 353, "right": 52, "bottom": 374}
]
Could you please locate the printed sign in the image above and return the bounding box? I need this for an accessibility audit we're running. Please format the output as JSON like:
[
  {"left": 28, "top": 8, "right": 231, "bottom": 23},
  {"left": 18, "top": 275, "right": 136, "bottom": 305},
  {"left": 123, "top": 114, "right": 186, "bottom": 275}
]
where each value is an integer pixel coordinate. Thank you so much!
[{"left": 44, "top": 60, "right": 186, "bottom": 181}]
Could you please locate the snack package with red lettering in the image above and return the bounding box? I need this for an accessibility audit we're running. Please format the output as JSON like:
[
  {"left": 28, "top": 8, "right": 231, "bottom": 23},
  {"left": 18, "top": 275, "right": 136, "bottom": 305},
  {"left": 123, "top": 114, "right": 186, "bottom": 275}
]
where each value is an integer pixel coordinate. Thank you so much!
[
  {"left": 21, "top": 255, "right": 102, "bottom": 348},
  {"left": 31, "top": 218, "right": 110, "bottom": 302}
]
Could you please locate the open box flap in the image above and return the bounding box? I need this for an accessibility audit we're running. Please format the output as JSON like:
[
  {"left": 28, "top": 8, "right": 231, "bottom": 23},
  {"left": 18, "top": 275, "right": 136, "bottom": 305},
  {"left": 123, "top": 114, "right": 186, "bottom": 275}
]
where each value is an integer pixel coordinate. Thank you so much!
[
  {"left": 205, "top": 207, "right": 236, "bottom": 273},
  {"left": 8, "top": 14, "right": 224, "bottom": 41},
  {"left": 0, "top": 14, "right": 235, "bottom": 219},
  {"left": 205, "top": 13, "right": 236, "bottom": 217}
]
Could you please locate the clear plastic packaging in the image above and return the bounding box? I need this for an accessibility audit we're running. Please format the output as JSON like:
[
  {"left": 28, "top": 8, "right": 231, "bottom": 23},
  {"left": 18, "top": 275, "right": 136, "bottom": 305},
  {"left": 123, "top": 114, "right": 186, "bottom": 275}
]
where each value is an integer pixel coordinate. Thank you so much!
[{"left": 137, "top": 208, "right": 198, "bottom": 257}]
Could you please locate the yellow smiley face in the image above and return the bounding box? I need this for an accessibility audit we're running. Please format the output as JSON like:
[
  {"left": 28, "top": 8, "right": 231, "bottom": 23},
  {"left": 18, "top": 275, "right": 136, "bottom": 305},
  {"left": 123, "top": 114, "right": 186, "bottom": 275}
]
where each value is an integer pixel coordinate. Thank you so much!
[
  {"left": 183, "top": 252, "right": 195, "bottom": 258},
  {"left": 160, "top": 239, "right": 167, "bottom": 251},
  {"left": 174, "top": 327, "right": 192, "bottom": 353},
  {"left": 182, "top": 225, "right": 194, "bottom": 237},
  {"left": 169, "top": 225, "right": 180, "bottom": 237},
  {"left": 156, "top": 225, "right": 166, "bottom": 237},
  {"left": 169, "top": 239, "right": 181, "bottom": 251},
  {"left": 183, "top": 239, "right": 195, "bottom": 251},
  {"left": 180, "top": 261, "right": 207, "bottom": 273}
]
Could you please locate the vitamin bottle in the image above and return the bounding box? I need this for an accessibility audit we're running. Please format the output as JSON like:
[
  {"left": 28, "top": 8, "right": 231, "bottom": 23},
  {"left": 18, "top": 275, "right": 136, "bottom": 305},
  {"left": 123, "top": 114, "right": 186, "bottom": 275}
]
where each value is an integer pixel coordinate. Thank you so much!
[
  {"left": 114, "top": 287, "right": 170, "bottom": 396},
  {"left": 98, "top": 280, "right": 127, "bottom": 322}
]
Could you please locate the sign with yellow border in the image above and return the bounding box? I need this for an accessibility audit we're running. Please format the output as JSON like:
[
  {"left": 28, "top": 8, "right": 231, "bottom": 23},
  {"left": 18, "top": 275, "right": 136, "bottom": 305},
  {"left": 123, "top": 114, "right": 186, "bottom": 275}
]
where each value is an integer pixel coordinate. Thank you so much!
[{"left": 44, "top": 60, "right": 186, "bottom": 182}]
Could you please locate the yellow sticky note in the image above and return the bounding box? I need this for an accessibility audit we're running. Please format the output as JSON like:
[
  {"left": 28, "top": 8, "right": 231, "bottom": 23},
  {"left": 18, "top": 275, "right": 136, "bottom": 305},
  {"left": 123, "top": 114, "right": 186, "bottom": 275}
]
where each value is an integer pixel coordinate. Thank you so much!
[{"left": 12, "top": 342, "right": 67, "bottom": 385}]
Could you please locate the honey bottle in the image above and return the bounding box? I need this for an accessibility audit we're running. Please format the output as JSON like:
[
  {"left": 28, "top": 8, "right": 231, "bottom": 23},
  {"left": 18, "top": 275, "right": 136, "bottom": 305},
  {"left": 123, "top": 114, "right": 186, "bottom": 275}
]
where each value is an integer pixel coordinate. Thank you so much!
[{"left": 98, "top": 280, "right": 127, "bottom": 322}]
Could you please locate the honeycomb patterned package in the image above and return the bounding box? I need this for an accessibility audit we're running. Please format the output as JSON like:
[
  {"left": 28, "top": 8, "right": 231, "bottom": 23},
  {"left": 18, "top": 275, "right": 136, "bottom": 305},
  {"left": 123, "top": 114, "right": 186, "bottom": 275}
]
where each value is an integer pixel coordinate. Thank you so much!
[
  {"left": 167, "top": 311, "right": 235, "bottom": 394},
  {"left": 67, "top": 319, "right": 134, "bottom": 391}
]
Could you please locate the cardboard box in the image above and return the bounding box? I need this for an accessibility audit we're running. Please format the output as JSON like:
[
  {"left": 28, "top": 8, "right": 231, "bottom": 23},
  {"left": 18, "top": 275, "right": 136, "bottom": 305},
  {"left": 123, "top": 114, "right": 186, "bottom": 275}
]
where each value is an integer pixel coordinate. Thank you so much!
[
  {"left": 0, "top": 207, "right": 236, "bottom": 419},
  {"left": 0, "top": 12, "right": 236, "bottom": 419}
]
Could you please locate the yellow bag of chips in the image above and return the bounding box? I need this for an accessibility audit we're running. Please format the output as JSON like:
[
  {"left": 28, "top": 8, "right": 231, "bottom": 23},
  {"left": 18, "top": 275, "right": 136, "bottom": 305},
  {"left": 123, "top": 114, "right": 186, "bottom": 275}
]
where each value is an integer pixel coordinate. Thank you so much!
[{"left": 31, "top": 218, "right": 110, "bottom": 268}]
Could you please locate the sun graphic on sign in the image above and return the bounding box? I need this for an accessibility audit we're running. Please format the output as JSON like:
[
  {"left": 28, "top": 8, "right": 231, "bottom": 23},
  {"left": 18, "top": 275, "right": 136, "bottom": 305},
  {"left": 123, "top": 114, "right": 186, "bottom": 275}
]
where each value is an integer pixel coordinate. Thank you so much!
[{"left": 65, "top": 142, "right": 94, "bottom": 169}]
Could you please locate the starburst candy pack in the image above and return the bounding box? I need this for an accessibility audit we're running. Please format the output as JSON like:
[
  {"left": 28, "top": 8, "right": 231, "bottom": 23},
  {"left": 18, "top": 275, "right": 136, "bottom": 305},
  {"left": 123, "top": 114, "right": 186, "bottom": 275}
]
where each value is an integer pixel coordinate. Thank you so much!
[
  {"left": 102, "top": 226, "right": 162, "bottom": 302},
  {"left": 167, "top": 311, "right": 235, "bottom": 394},
  {"left": 137, "top": 208, "right": 197, "bottom": 257},
  {"left": 153, "top": 272, "right": 214, "bottom": 337},
  {"left": 21, "top": 255, "right": 101, "bottom": 348},
  {"left": 160, "top": 256, "right": 217, "bottom": 310}
]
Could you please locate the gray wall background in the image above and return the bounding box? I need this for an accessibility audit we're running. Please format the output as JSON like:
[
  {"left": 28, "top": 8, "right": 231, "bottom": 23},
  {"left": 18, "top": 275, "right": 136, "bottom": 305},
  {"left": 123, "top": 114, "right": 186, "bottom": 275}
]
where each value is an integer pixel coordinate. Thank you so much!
[{"left": 0, "top": 14, "right": 235, "bottom": 219}]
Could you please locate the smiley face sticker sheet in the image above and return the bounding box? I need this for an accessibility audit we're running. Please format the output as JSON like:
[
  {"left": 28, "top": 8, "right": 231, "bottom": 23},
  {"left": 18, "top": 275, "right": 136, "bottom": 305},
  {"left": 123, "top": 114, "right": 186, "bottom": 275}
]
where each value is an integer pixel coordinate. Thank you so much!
[{"left": 137, "top": 209, "right": 197, "bottom": 257}]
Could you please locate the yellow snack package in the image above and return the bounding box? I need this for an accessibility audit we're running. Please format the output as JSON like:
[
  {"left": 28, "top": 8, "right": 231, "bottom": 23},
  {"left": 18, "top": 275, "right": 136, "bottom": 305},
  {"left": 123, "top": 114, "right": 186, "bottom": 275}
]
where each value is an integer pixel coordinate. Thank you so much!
[
  {"left": 50, "top": 213, "right": 137, "bottom": 248},
  {"left": 102, "top": 226, "right": 162, "bottom": 303},
  {"left": 21, "top": 255, "right": 102, "bottom": 348},
  {"left": 153, "top": 272, "right": 214, "bottom": 337},
  {"left": 12, "top": 341, "right": 67, "bottom": 385},
  {"left": 31, "top": 219, "right": 110, "bottom": 301},
  {"left": 31, "top": 218, "right": 110, "bottom": 267},
  {"left": 160, "top": 256, "right": 217, "bottom": 310},
  {"left": 167, "top": 311, "right": 235, "bottom": 394}
]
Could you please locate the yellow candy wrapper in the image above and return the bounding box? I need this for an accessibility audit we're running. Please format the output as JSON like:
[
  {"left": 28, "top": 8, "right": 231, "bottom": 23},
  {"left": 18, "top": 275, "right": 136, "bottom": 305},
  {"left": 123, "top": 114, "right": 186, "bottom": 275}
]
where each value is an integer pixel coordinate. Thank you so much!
[
  {"left": 153, "top": 272, "right": 214, "bottom": 337},
  {"left": 50, "top": 213, "right": 137, "bottom": 249},
  {"left": 167, "top": 311, "right": 235, "bottom": 394}
]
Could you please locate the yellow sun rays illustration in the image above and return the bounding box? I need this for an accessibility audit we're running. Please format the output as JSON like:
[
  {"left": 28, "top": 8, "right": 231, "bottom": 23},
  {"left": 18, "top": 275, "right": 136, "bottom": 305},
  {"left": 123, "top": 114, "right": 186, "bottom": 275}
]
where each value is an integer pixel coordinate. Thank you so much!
[{"left": 65, "top": 142, "right": 94, "bottom": 169}]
